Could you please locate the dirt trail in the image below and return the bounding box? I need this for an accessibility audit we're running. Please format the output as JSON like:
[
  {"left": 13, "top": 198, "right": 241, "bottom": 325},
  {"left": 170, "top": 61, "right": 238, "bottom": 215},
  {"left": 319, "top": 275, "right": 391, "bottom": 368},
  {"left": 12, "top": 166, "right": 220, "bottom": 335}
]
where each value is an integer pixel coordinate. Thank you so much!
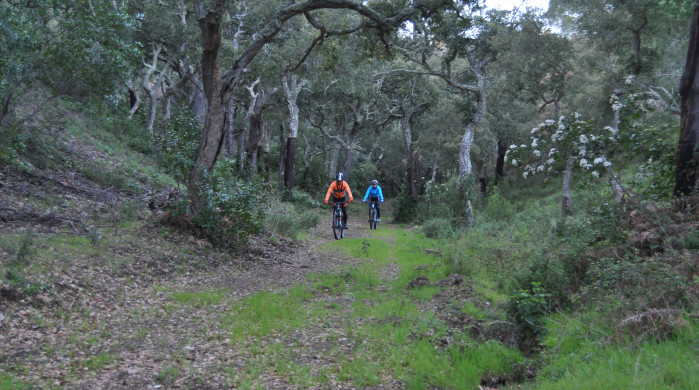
[{"left": 0, "top": 171, "right": 401, "bottom": 389}]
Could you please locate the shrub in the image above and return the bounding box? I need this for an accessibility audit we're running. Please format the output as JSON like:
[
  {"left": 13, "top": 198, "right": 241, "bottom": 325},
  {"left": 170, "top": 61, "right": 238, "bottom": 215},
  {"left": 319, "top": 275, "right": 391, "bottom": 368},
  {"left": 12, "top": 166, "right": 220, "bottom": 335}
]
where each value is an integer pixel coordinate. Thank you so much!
[
  {"left": 169, "top": 160, "right": 269, "bottom": 250},
  {"left": 481, "top": 190, "right": 517, "bottom": 222},
  {"left": 291, "top": 189, "right": 322, "bottom": 208},
  {"left": 422, "top": 218, "right": 456, "bottom": 240},
  {"left": 506, "top": 282, "right": 551, "bottom": 352},
  {"left": 271, "top": 209, "right": 320, "bottom": 240},
  {"left": 418, "top": 175, "right": 477, "bottom": 227},
  {"left": 393, "top": 190, "right": 417, "bottom": 223}
]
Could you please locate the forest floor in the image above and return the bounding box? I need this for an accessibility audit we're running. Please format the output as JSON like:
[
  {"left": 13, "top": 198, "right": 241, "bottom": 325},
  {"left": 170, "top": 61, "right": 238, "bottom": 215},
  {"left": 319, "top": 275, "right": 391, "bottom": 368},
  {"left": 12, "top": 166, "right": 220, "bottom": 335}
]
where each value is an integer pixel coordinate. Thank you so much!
[{"left": 1, "top": 158, "right": 497, "bottom": 389}]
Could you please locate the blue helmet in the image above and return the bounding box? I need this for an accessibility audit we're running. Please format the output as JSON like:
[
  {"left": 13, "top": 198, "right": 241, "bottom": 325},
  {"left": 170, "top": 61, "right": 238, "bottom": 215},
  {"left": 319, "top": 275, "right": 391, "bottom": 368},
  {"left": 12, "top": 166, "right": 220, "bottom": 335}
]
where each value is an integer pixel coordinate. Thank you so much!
[{"left": 336, "top": 172, "right": 344, "bottom": 182}]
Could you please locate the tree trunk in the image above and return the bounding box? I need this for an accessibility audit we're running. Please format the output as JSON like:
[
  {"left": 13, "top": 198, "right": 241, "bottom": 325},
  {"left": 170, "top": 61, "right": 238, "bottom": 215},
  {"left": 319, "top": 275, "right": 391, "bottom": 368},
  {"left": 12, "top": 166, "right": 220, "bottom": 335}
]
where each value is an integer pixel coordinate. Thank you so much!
[
  {"left": 187, "top": 0, "right": 417, "bottom": 214},
  {"left": 145, "top": 86, "right": 158, "bottom": 133},
  {"left": 127, "top": 86, "right": 140, "bottom": 119},
  {"left": 246, "top": 85, "right": 266, "bottom": 173},
  {"left": 562, "top": 157, "right": 573, "bottom": 214},
  {"left": 674, "top": 0, "right": 699, "bottom": 198},
  {"left": 342, "top": 135, "right": 354, "bottom": 181},
  {"left": 459, "top": 127, "right": 475, "bottom": 178},
  {"left": 224, "top": 99, "right": 236, "bottom": 159},
  {"left": 284, "top": 137, "right": 296, "bottom": 192},
  {"left": 495, "top": 139, "right": 507, "bottom": 183},
  {"left": 282, "top": 74, "right": 305, "bottom": 193},
  {"left": 188, "top": 81, "right": 207, "bottom": 123},
  {"left": 478, "top": 162, "right": 487, "bottom": 196},
  {"left": 188, "top": 1, "right": 225, "bottom": 213},
  {"left": 425, "top": 163, "right": 437, "bottom": 193},
  {"left": 607, "top": 167, "right": 624, "bottom": 202},
  {"left": 278, "top": 124, "right": 287, "bottom": 188}
]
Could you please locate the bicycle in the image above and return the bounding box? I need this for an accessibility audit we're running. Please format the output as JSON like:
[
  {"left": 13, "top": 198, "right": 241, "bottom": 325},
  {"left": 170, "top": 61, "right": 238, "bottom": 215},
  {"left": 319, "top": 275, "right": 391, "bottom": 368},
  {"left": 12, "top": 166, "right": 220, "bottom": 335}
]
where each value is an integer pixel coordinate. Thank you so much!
[
  {"left": 368, "top": 200, "right": 380, "bottom": 230},
  {"left": 332, "top": 201, "right": 346, "bottom": 239}
]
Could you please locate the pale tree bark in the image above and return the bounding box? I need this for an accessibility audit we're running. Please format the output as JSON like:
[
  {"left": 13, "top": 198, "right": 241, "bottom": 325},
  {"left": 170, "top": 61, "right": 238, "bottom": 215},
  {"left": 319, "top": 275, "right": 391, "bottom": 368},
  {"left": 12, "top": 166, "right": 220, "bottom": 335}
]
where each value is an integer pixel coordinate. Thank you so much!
[
  {"left": 143, "top": 44, "right": 179, "bottom": 134},
  {"left": 142, "top": 44, "right": 163, "bottom": 133},
  {"left": 562, "top": 156, "right": 573, "bottom": 214},
  {"left": 460, "top": 126, "right": 475, "bottom": 178},
  {"left": 245, "top": 83, "right": 271, "bottom": 173},
  {"left": 607, "top": 91, "right": 625, "bottom": 202},
  {"left": 425, "top": 162, "right": 438, "bottom": 192},
  {"left": 674, "top": 0, "right": 699, "bottom": 198},
  {"left": 282, "top": 74, "right": 306, "bottom": 193},
  {"left": 278, "top": 124, "right": 287, "bottom": 187},
  {"left": 224, "top": 98, "right": 237, "bottom": 158}
]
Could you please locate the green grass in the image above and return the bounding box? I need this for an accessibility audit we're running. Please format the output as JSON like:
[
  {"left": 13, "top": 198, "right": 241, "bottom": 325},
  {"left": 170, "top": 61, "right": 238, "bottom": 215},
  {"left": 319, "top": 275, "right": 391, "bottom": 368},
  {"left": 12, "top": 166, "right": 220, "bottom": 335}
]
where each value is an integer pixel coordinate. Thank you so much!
[
  {"left": 220, "top": 228, "right": 526, "bottom": 389},
  {"left": 171, "top": 289, "right": 226, "bottom": 306},
  {"left": 224, "top": 287, "right": 312, "bottom": 342},
  {"left": 521, "top": 315, "right": 699, "bottom": 390},
  {"left": 83, "top": 353, "right": 119, "bottom": 371},
  {"left": 0, "top": 373, "right": 29, "bottom": 390}
]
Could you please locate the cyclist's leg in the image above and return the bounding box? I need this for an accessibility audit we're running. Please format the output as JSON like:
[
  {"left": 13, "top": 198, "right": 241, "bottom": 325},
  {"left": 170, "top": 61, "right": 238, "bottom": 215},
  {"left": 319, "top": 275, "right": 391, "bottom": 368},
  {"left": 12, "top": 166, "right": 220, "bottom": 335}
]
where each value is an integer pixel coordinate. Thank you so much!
[
  {"left": 340, "top": 201, "right": 348, "bottom": 225},
  {"left": 372, "top": 197, "right": 380, "bottom": 219},
  {"left": 333, "top": 197, "right": 347, "bottom": 224}
]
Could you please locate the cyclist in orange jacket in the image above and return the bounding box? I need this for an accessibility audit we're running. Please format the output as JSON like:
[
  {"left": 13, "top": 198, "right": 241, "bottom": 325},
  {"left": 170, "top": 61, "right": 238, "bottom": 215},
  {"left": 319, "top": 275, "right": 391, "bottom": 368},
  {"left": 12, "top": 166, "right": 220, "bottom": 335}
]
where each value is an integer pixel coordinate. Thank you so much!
[{"left": 324, "top": 172, "right": 354, "bottom": 228}]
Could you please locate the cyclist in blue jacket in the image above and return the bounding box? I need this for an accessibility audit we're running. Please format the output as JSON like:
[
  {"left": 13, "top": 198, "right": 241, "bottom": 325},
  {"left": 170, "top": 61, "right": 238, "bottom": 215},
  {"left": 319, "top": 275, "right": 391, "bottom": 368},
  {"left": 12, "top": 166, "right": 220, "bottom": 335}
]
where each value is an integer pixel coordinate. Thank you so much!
[{"left": 362, "top": 179, "right": 384, "bottom": 221}]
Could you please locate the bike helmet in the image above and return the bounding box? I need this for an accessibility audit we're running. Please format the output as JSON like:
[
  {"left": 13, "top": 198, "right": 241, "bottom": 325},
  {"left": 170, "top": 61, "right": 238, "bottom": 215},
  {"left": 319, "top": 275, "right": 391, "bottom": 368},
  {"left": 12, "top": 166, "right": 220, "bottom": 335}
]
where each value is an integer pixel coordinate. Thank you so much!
[
  {"left": 371, "top": 179, "right": 378, "bottom": 185},
  {"left": 336, "top": 172, "right": 344, "bottom": 182}
]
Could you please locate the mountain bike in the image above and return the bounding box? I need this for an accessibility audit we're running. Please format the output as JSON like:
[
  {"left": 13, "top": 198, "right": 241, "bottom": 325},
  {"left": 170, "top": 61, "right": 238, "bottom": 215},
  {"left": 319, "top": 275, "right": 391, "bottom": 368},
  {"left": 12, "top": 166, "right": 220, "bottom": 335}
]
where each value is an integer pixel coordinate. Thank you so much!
[
  {"left": 332, "top": 201, "right": 346, "bottom": 239},
  {"left": 368, "top": 200, "right": 379, "bottom": 230}
]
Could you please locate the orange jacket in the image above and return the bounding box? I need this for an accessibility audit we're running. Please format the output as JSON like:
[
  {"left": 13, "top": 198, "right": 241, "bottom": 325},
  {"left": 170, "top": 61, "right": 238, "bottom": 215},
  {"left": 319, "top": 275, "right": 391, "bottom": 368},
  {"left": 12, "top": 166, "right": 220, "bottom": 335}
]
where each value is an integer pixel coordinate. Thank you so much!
[{"left": 325, "top": 180, "right": 353, "bottom": 204}]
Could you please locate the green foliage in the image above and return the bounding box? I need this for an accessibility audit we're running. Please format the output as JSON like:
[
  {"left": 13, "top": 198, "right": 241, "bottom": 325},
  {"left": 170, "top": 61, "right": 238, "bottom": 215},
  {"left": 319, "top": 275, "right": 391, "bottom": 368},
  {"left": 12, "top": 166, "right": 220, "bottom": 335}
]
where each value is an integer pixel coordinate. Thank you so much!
[
  {"left": 588, "top": 201, "right": 629, "bottom": 245},
  {"left": 506, "top": 282, "right": 551, "bottom": 351},
  {"left": 417, "top": 176, "right": 476, "bottom": 227},
  {"left": 623, "top": 125, "right": 677, "bottom": 200},
  {"left": 392, "top": 190, "right": 417, "bottom": 223},
  {"left": 0, "top": 0, "right": 140, "bottom": 158},
  {"left": 105, "top": 112, "right": 156, "bottom": 156},
  {"left": 480, "top": 189, "right": 518, "bottom": 222},
  {"left": 183, "top": 159, "right": 268, "bottom": 249},
  {"left": 270, "top": 208, "right": 320, "bottom": 240},
  {"left": 421, "top": 218, "right": 456, "bottom": 240},
  {"left": 290, "top": 189, "right": 323, "bottom": 208},
  {"left": 158, "top": 107, "right": 201, "bottom": 187}
]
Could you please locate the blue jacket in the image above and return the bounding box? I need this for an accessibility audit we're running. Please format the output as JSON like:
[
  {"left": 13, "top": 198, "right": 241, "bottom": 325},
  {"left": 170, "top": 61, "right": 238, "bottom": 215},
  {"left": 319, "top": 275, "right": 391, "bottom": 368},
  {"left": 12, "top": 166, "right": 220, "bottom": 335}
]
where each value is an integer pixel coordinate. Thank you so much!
[{"left": 363, "top": 185, "right": 384, "bottom": 202}]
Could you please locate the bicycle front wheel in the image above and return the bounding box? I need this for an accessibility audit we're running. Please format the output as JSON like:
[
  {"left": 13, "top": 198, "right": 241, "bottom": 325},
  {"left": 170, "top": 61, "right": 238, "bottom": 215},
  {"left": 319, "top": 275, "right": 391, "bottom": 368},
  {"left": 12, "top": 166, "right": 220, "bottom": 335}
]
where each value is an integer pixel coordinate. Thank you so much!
[
  {"left": 369, "top": 209, "right": 377, "bottom": 229},
  {"left": 333, "top": 212, "right": 342, "bottom": 239}
]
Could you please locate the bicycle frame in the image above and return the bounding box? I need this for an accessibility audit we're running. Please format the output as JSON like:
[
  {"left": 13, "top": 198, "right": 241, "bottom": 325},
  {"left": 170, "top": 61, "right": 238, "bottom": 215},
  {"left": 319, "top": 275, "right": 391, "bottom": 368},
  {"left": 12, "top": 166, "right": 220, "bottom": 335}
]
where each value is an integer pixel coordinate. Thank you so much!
[{"left": 368, "top": 200, "right": 379, "bottom": 229}]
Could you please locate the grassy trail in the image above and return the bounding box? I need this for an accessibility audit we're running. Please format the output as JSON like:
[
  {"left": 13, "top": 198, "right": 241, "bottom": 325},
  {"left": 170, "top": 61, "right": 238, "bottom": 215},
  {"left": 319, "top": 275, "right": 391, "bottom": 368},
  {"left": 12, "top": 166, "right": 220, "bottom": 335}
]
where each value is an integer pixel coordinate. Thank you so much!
[{"left": 214, "top": 219, "right": 524, "bottom": 389}]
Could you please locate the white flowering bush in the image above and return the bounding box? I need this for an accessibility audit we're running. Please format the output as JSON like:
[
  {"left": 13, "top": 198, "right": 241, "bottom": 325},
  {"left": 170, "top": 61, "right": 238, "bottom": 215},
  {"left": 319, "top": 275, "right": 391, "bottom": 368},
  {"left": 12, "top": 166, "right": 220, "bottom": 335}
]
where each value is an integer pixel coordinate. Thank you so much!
[{"left": 505, "top": 114, "right": 617, "bottom": 179}]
